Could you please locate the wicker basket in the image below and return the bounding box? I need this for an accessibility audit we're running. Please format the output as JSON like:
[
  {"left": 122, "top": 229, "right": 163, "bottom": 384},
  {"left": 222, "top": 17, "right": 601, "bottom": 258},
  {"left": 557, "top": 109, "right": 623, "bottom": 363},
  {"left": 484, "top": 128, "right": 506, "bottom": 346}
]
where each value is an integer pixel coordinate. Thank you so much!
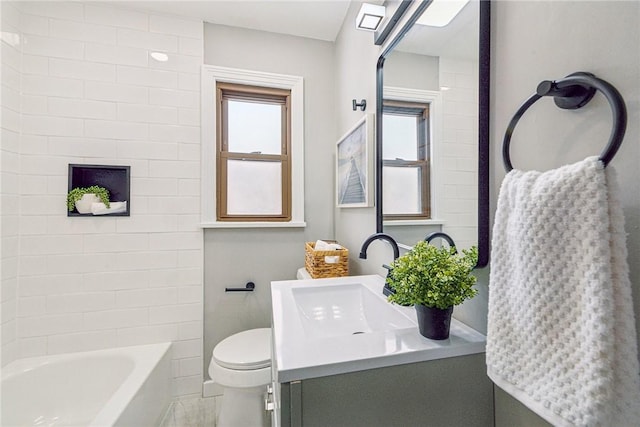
[{"left": 304, "top": 241, "right": 349, "bottom": 278}]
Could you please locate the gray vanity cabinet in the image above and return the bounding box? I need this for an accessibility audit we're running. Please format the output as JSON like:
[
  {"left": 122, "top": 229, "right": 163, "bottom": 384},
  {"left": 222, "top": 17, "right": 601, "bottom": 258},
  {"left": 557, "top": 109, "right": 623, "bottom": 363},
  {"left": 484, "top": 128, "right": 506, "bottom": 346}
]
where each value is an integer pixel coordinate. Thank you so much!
[{"left": 274, "top": 353, "right": 493, "bottom": 427}]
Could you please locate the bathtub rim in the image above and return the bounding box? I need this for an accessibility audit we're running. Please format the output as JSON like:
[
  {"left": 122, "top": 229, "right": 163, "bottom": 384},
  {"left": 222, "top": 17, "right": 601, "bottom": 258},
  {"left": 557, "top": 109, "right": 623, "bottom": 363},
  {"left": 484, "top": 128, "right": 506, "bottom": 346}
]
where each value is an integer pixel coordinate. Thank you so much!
[{"left": 1, "top": 342, "right": 172, "bottom": 427}]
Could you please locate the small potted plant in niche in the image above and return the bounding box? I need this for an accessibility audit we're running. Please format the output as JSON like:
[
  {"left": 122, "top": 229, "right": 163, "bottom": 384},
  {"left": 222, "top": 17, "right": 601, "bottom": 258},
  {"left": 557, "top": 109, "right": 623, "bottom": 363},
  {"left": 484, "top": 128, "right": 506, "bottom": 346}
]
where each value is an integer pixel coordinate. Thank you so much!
[
  {"left": 67, "top": 185, "right": 110, "bottom": 214},
  {"left": 386, "top": 240, "right": 478, "bottom": 340}
]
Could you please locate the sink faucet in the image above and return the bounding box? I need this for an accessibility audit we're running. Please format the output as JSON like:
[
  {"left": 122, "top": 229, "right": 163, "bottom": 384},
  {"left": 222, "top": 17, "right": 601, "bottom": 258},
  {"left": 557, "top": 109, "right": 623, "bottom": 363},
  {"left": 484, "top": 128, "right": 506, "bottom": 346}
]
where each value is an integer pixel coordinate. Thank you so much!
[
  {"left": 424, "top": 231, "right": 457, "bottom": 253},
  {"left": 359, "top": 233, "right": 400, "bottom": 297}
]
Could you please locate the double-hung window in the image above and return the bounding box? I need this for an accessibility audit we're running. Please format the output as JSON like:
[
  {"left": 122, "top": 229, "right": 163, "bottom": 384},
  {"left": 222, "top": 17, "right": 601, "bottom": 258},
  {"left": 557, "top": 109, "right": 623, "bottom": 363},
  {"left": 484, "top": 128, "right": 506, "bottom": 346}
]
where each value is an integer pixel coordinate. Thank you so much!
[
  {"left": 382, "top": 100, "right": 431, "bottom": 220},
  {"left": 216, "top": 83, "right": 292, "bottom": 222}
]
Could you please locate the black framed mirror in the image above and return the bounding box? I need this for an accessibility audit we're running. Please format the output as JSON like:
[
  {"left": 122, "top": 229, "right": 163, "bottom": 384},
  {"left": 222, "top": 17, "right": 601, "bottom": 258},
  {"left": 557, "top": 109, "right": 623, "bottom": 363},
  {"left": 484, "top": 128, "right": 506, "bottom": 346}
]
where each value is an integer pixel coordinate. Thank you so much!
[{"left": 375, "top": 0, "right": 490, "bottom": 267}]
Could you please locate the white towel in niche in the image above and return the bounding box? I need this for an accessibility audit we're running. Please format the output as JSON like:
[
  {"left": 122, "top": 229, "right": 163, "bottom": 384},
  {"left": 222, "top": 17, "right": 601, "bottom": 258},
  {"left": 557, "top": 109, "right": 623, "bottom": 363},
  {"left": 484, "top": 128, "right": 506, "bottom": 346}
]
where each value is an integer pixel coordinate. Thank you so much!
[{"left": 486, "top": 156, "right": 640, "bottom": 427}]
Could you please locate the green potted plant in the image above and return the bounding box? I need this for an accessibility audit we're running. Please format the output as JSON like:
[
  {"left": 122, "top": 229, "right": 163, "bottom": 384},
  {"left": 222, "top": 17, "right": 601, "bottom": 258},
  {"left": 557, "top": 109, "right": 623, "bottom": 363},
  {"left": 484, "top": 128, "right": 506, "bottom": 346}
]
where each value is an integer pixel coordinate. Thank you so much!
[
  {"left": 386, "top": 240, "right": 478, "bottom": 340},
  {"left": 67, "top": 185, "right": 110, "bottom": 214}
]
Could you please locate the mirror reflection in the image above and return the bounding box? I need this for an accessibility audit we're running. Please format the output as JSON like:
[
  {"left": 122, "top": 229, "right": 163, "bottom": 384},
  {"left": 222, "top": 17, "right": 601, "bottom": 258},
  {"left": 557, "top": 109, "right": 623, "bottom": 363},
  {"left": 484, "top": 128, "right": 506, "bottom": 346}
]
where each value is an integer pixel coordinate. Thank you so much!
[{"left": 377, "top": 0, "right": 484, "bottom": 256}]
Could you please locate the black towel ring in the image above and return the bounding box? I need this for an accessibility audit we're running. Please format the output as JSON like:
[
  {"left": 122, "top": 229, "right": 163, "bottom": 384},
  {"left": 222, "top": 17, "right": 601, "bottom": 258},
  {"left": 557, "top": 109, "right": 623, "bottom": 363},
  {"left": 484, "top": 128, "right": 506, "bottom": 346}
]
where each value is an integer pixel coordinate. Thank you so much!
[{"left": 502, "top": 72, "right": 627, "bottom": 172}]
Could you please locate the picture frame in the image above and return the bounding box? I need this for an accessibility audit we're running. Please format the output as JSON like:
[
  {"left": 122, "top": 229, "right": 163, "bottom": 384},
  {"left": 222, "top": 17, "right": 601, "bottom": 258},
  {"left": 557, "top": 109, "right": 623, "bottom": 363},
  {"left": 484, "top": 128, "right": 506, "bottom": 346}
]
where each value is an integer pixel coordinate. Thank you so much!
[{"left": 336, "top": 114, "right": 374, "bottom": 208}]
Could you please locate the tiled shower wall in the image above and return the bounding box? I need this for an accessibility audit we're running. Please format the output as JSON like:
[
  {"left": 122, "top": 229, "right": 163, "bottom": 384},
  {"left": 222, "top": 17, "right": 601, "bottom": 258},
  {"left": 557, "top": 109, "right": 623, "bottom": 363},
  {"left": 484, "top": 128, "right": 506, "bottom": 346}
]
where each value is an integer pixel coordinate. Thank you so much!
[
  {"left": 1, "top": 1, "right": 204, "bottom": 398},
  {"left": 1, "top": 1, "right": 22, "bottom": 367},
  {"left": 439, "top": 57, "right": 478, "bottom": 251}
]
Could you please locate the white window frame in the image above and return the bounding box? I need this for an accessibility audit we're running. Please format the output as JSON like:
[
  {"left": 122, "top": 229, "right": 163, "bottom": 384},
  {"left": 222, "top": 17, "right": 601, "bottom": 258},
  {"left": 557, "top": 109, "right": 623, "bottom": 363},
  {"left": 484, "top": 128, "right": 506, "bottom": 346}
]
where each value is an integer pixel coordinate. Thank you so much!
[
  {"left": 383, "top": 86, "right": 445, "bottom": 227},
  {"left": 201, "top": 65, "right": 305, "bottom": 228}
]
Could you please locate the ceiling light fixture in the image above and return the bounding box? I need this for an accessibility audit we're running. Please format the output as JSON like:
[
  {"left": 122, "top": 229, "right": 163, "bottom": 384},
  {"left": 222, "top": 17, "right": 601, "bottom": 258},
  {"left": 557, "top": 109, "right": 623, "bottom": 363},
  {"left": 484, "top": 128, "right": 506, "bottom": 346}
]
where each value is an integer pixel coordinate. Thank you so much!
[
  {"left": 356, "top": 3, "right": 386, "bottom": 31},
  {"left": 417, "top": 0, "right": 469, "bottom": 27}
]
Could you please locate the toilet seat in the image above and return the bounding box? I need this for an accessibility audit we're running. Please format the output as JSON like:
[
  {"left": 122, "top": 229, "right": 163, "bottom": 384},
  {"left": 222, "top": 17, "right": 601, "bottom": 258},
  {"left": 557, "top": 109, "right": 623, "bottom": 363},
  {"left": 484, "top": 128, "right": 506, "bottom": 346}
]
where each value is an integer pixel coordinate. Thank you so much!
[{"left": 213, "top": 328, "right": 271, "bottom": 370}]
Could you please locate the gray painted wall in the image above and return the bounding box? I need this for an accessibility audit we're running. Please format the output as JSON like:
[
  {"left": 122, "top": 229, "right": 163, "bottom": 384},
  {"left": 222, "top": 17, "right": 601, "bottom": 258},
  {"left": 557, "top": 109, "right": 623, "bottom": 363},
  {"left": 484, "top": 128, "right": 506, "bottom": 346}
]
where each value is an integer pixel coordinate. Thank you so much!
[
  {"left": 490, "top": 1, "right": 640, "bottom": 424},
  {"left": 202, "top": 24, "right": 336, "bottom": 377}
]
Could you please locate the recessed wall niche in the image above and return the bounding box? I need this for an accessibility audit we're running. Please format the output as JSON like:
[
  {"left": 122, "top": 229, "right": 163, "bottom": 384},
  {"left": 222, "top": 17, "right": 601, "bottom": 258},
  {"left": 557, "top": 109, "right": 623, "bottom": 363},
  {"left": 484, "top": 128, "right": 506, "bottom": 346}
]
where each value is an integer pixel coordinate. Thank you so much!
[{"left": 67, "top": 164, "right": 130, "bottom": 217}]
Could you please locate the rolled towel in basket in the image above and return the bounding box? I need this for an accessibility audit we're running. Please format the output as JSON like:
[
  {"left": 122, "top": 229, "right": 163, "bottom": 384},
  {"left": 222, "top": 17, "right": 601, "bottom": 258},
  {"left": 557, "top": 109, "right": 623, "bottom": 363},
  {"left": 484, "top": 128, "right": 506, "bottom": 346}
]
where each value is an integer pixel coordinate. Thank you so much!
[{"left": 314, "top": 240, "right": 343, "bottom": 263}]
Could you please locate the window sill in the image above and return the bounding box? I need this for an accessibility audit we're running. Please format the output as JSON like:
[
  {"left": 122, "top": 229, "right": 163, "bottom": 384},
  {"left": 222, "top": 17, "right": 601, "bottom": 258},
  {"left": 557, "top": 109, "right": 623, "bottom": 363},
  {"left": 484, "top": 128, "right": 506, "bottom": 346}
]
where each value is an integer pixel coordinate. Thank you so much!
[
  {"left": 383, "top": 219, "right": 446, "bottom": 227},
  {"left": 200, "top": 221, "right": 307, "bottom": 229}
]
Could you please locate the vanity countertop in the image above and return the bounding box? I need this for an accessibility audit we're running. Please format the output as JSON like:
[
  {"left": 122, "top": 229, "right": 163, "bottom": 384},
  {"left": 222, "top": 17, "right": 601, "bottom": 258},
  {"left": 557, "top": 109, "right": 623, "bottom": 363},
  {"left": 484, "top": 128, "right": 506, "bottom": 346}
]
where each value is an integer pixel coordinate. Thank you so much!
[{"left": 271, "top": 274, "right": 486, "bottom": 383}]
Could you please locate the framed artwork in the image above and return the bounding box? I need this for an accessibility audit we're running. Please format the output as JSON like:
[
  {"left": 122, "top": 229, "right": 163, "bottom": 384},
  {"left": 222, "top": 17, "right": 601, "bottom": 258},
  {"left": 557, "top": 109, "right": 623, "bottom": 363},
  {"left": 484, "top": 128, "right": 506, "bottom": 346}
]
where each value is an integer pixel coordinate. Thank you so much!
[{"left": 336, "top": 114, "right": 374, "bottom": 208}]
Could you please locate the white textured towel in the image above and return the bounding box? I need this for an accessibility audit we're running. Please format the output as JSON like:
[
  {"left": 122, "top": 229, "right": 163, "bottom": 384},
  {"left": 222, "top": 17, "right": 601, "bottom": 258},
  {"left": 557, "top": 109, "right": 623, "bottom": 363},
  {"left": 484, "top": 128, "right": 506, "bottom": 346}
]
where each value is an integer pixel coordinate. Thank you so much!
[{"left": 487, "top": 157, "right": 640, "bottom": 426}]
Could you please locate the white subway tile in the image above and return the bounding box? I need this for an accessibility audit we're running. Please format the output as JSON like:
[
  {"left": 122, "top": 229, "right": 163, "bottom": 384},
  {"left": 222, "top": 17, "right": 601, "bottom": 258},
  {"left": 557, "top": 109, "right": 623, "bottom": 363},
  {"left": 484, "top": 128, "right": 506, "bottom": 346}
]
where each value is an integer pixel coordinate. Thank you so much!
[
  {"left": 117, "top": 104, "right": 177, "bottom": 124},
  {"left": 20, "top": 13, "right": 49, "bottom": 36},
  {"left": 148, "top": 124, "right": 200, "bottom": 144},
  {"left": 22, "top": 34, "right": 83, "bottom": 59},
  {"left": 147, "top": 268, "right": 201, "bottom": 288},
  {"left": 17, "top": 2, "right": 84, "bottom": 21},
  {"left": 21, "top": 95, "right": 48, "bottom": 115},
  {"left": 115, "top": 250, "right": 178, "bottom": 271},
  {"left": 170, "top": 338, "right": 202, "bottom": 359},
  {"left": 85, "top": 81, "right": 148, "bottom": 104},
  {"left": 178, "top": 143, "right": 200, "bottom": 161},
  {"left": 117, "top": 324, "right": 178, "bottom": 347},
  {"left": 115, "top": 288, "right": 178, "bottom": 308},
  {"left": 149, "top": 303, "right": 201, "bottom": 325},
  {"left": 84, "top": 119, "right": 148, "bottom": 140},
  {"left": 178, "top": 108, "right": 199, "bottom": 126},
  {"left": 149, "top": 232, "right": 201, "bottom": 251},
  {"left": 19, "top": 216, "right": 47, "bottom": 236},
  {"left": 1, "top": 300, "right": 16, "bottom": 324},
  {"left": 48, "top": 330, "right": 118, "bottom": 355},
  {"left": 84, "top": 4, "right": 149, "bottom": 31},
  {"left": 178, "top": 286, "right": 202, "bottom": 304},
  {"left": 83, "top": 308, "right": 149, "bottom": 331},
  {"left": 83, "top": 233, "right": 149, "bottom": 254},
  {"left": 174, "top": 215, "right": 201, "bottom": 232},
  {"left": 17, "top": 336, "right": 47, "bottom": 358},
  {"left": 178, "top": 180, "right": 199, "bottom": 197},
  {"left": 46, "top": 216, "right": 117, "bottom": 235},
  {"left": 149, "top": 88, "right": 198, "bottom": 108},
  {"left": 19, "top": 274, "right": 84, "bottom": 296},
  {"left": 149, "top": 15, "right": 202, "bottom": 39},
  {"left": 48, "top": 97, "right": 117, "bottom": 120},
  {"left": 17, "top": 313, "right": 83, "bottom": 337},
  {"left": 1, "top": 129, "right": 21, "bottom": 154},
  {"left": 46, "top": 253, "right": 118, "bottom": 275},
  {"left": 147, "top": 197, "right": 199, "bottom": 215},
  {"left": 1, "top": 105, "right": 21, "bottom": 133},
  {"left": 115, "top": 215, "right": 178, "bottom": 233},
  {"left": 21, "top": 54, "right": 49, "bottom": 75},
  {"left": 83, "top": 270, "right": 149, "bottom": 292},
  {"left": 149, "top": 160, "right": 199, "bottom": 179},
  {"left": 50, "top": 19, "right": 116, "bottom": 44},
  {"left": 20, "top": 235, "right": 83, "bottom": 256},
  {"left": 178, "top": 250, "right": 201, "bottom": 268},
  {"left": 172, "top": 375, "right": 202, "bottom": 397},
  {"left": 2, "top": 61, "right": 21, "bottom": 90},
  {"left": 48, "top": 136, "right": 118, "bottom": 158},
  {"left": 20, "top": 195, "right": 64, "bottom": 216},
  {"left": 148, "top": 52, "right": 201, "bottom": 73},
  {"left": 85, "top": 42, "right": 148, "bottom": 67},
  {"left": 49, "top": 58, "right": 117, "bottom": 82},
  {"left": 178, "top": 37, "right": 203, "bottom": 56},
  {"left": 116, "top": 140, "right": 178, "bottom": 160},
  {"left": 17, "top": 296, "right": 46, "bottom": 318},
  {"left": 20, "top": 135, "right": 48, "bottom": 155},
  {"left": 117, "top": 28, "right": 178, "bottom": 52},
  {"left": 178, "top": 321, "right": 202, "bottom": 340},
  {"left": 22, "top": 74, "right": 83, "bottom": 98},
  {"left": 130, "top": 178, "right": 179, "bottom": 196},
  {"left": 117, "top": 65, "right": 178, "bottom": 89},
  {"left": 178, "top": 73, "right": 199, "bottom": 91},
  {"left": 46, "top": 292, "right": 116, "bottom": 314},
  {"left": 179, "top": 357, "right": 202, "bottom": 377},
  {"left": 20, "top": 154, "right": 67, "bottom": 176}
]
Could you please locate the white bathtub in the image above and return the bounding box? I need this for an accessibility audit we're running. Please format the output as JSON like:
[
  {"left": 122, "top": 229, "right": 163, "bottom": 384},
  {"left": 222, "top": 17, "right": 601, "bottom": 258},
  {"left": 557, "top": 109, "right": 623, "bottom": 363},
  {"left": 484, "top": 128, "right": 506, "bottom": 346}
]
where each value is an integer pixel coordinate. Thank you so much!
[{"left": 1, "top": 342, "right": 172, "bottom": 427}]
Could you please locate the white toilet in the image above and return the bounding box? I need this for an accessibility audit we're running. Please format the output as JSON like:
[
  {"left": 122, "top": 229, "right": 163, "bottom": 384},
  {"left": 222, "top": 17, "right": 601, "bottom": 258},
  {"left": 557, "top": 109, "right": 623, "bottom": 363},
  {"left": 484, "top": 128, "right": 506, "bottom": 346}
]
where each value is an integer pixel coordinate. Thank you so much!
[{"left": 209, "top": 328, "right": 272, "bottom": 427}]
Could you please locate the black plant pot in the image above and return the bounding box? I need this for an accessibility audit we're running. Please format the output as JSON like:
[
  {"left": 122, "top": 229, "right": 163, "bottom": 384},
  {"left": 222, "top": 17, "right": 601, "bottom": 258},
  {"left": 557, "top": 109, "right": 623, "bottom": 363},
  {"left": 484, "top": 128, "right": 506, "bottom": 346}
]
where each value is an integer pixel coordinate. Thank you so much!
[{"left": 415, "top": 304, "right": 453, "bottom": 340}]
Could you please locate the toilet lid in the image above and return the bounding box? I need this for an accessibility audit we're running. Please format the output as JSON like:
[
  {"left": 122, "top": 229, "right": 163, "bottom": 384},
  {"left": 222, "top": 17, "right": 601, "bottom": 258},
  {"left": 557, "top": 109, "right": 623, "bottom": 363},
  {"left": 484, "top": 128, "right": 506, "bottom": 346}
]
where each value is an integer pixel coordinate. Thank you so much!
[{"left": 213, "top": 328, "right": 271, "bottom": 370}]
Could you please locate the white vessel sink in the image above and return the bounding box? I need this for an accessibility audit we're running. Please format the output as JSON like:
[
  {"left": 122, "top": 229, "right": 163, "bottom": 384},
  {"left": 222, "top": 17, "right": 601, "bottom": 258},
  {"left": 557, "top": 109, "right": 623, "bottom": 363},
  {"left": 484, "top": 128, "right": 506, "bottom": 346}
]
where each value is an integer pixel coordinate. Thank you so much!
[{"left": 292, "top": 283, "right": 415, "bottom": 339}]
